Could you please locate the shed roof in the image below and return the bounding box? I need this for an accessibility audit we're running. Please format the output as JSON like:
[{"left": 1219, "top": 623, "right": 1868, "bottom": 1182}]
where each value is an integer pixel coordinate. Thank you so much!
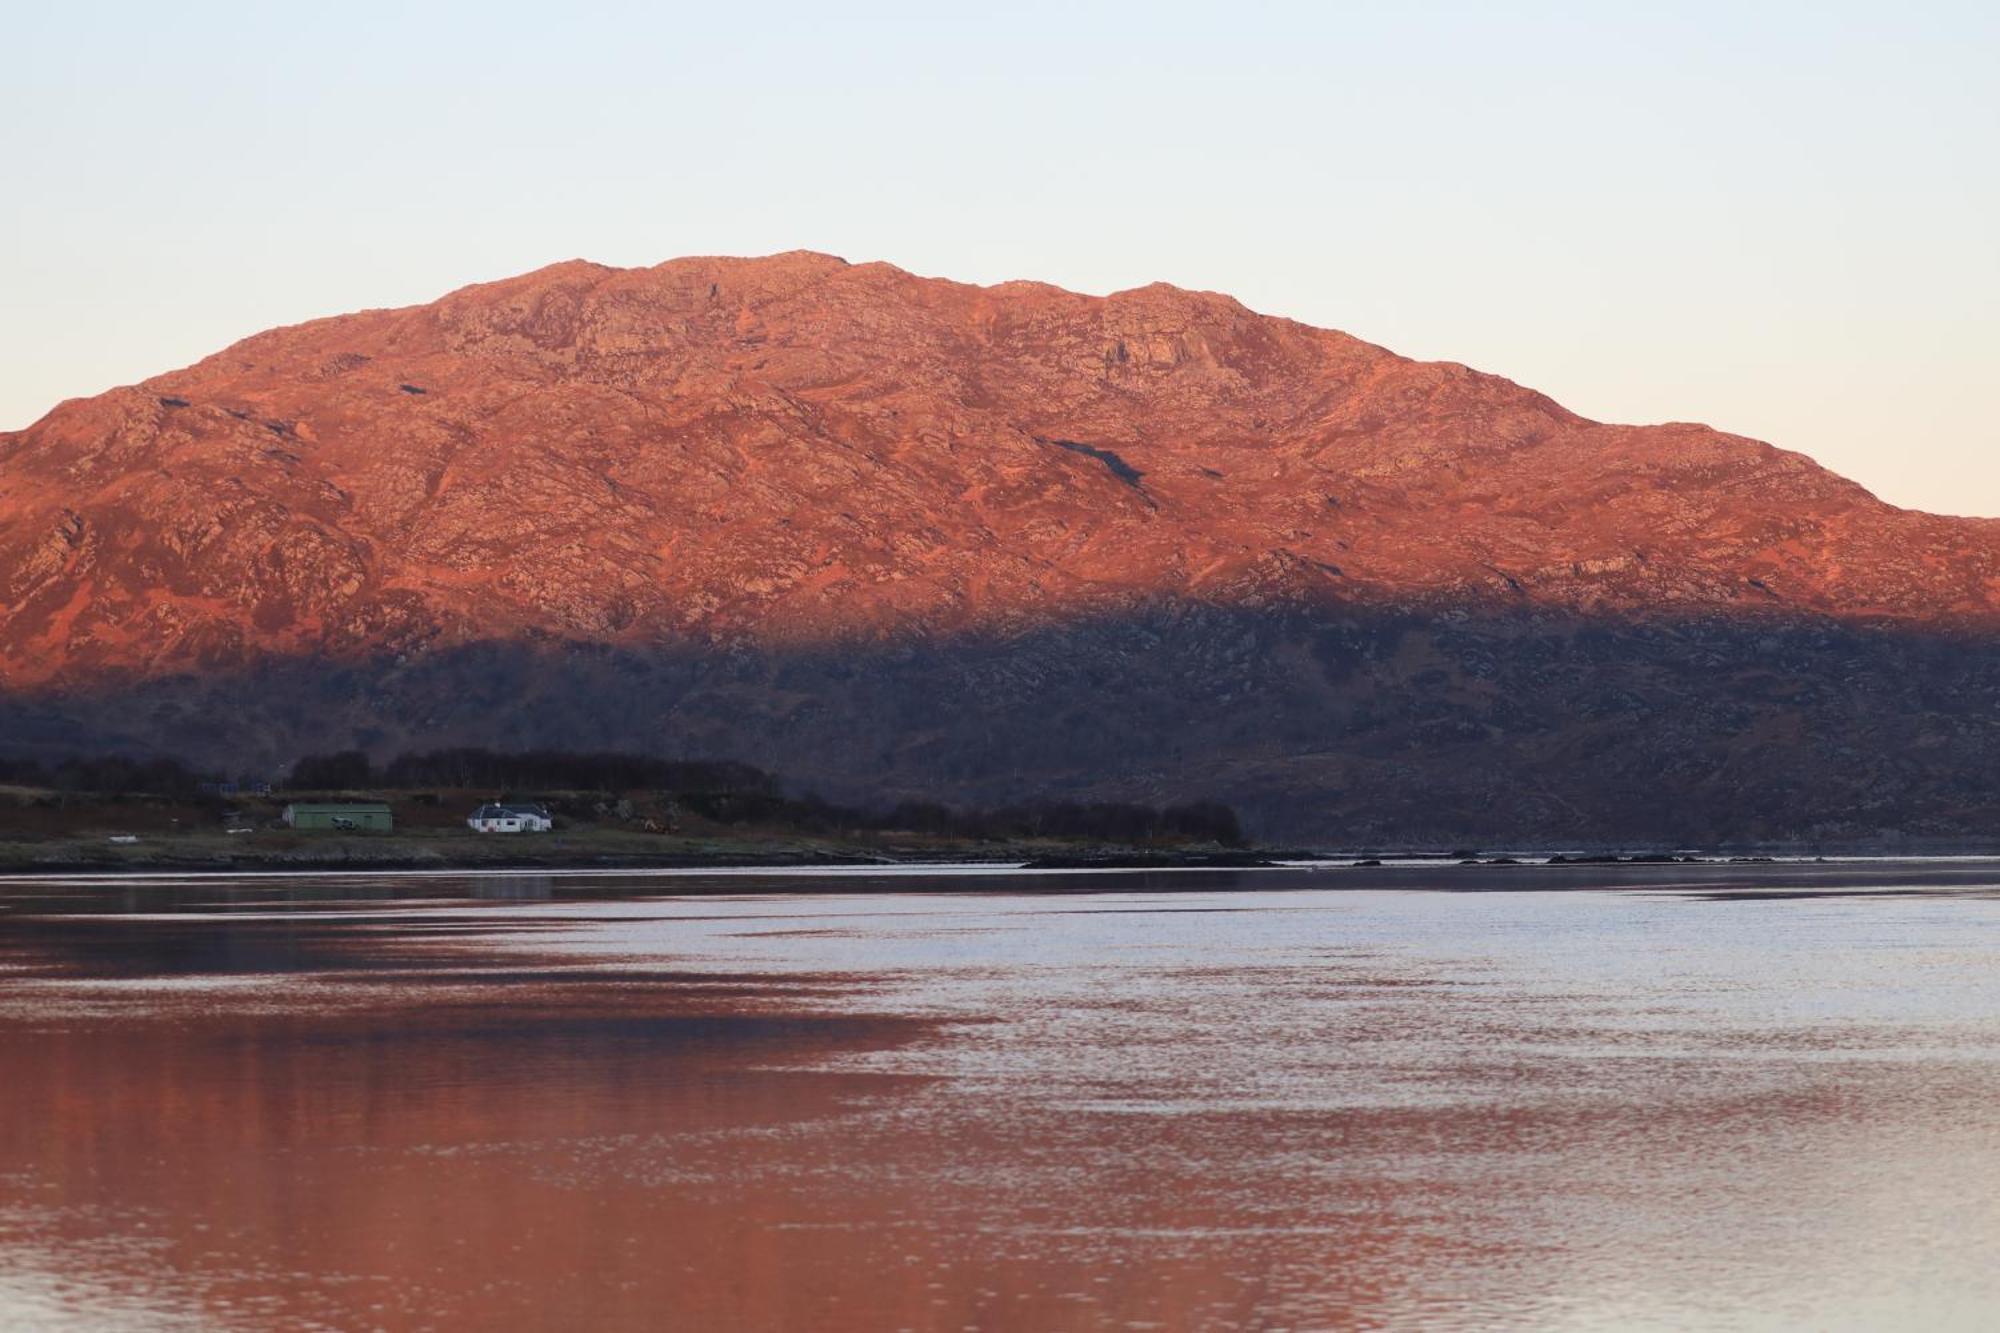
[{"left": 286, "top": 802, "right": 393, "bottom": 814}]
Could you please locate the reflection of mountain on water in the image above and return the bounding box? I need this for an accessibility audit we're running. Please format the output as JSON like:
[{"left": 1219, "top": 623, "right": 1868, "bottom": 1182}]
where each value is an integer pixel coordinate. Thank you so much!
[{"left": 6, "top": 874, "right": 2000, "bottom": 1328}]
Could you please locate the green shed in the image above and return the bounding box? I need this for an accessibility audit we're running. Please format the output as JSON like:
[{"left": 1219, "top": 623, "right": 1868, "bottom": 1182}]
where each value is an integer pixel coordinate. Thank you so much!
[{"left": 283, "top": 802, "right": 394, "bottom": 831}]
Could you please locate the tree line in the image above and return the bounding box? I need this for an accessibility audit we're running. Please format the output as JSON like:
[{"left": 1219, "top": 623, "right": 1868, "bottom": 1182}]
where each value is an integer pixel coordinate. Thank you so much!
[
  {"left": 287, "top": 748, "right": 778, "bottom": 797},
  {"left": 287, "top": 747, "right": 1245, "bottom": 845},
  {"left": 0, "top": 754, "right": 209, "bottom": 798},
  {"left": 871, "top": 797, "right": 1243, "bottom": 847}
]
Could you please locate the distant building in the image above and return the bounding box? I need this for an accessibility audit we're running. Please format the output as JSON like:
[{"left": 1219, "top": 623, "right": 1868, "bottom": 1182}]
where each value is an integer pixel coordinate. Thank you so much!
[
  {"left": 468, "top": 802, "right": 553, "bottom": 833},
  {"left": 283, "top": 802, "right": 394, "bottom": 831}
]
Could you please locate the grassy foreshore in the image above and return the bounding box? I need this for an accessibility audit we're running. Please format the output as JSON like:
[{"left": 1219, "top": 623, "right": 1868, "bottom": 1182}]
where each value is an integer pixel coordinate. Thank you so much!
[{"left": 0, "top": 786, "right": 1263, "bottom": 874}]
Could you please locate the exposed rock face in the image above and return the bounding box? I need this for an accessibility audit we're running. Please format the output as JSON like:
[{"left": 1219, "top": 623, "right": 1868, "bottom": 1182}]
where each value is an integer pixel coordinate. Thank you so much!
[{"left": 3, "top": 252, "right": 1998, "bottom": 840}]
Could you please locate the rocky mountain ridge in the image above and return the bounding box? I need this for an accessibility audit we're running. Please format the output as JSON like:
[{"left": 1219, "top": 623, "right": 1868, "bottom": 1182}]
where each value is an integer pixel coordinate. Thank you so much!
[{"left": 3, "top": 252, "right": 1997, "bottom": 840}]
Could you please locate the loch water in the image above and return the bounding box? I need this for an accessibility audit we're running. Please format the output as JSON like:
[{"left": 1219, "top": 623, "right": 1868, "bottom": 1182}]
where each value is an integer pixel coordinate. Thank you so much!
[{"left": 3, "top": 861, "right": 2000, "bottom": 1331}]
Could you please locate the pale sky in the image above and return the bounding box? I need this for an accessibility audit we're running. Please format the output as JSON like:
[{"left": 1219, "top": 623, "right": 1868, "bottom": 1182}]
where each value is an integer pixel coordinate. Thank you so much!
[{"left": 4, "top": 2, "right": 1996, "bottom": 513}]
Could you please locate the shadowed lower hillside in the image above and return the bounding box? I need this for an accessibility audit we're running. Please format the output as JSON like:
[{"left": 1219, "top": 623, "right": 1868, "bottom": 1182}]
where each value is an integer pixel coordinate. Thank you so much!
[{"left": 4, "top": 604, "right": 1997, "bottom": 844}]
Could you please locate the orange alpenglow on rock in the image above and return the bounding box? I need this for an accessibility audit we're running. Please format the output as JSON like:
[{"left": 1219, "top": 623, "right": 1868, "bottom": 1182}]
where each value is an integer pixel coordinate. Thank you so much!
[{"left": 2, "top": 252, "right": 1995, "bottom": 841}]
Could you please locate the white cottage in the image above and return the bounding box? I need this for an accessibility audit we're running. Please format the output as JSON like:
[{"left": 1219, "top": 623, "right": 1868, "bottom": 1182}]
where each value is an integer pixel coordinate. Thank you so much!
[{"left": 467, "top": 802, "right": 554, "bottom": 833}]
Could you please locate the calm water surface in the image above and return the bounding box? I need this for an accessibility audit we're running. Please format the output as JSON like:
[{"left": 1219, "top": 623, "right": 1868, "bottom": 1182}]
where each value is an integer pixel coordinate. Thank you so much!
[{"left": 3, "top": 862, "right": 2000, "bottom": 1330}]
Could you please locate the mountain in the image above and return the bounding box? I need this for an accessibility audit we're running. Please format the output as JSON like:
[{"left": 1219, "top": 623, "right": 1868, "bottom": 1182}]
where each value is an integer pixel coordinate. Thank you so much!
[{"left": 4, "top": 251, "right": 1998, "bottom": 842}]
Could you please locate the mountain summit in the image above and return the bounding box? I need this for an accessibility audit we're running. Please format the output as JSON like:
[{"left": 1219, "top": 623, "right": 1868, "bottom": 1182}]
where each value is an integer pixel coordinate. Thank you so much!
[{"left": 3, "top": 253, "right": 1997, "bottom": 840}]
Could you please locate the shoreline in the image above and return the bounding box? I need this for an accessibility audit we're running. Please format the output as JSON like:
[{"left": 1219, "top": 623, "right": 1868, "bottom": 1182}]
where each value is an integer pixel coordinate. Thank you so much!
[
  {"left": 7, "top": 843, "right": 2000, "bottom": 880},
  {"left": 0, "top": 837, "right": 1279, "bottom": 877}
]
